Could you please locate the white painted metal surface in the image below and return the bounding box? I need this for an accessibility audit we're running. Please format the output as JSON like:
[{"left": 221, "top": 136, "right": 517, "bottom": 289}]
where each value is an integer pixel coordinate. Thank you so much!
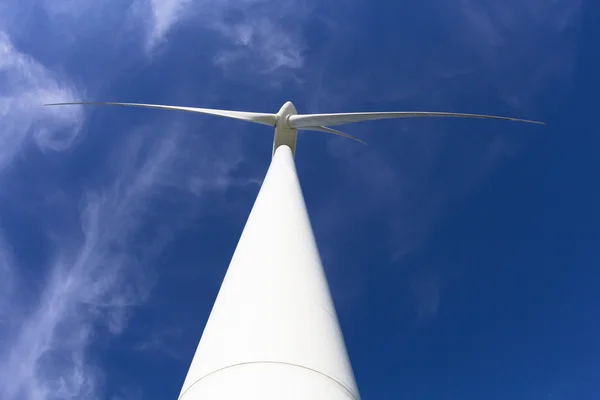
[{"left": 177, "top": 145, "right": 360, "bottom": 400}]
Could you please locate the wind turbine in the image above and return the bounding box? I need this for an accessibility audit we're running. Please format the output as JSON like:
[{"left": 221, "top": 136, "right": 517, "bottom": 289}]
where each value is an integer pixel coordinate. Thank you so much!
[{"left": 45, "top": 100, "right": 543, "bottom": 399}]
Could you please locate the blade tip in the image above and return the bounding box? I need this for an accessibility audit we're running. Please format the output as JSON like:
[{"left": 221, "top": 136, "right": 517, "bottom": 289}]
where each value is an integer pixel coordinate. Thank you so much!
[{"left": 43, "top": 102, "right": 82, "bottom": 106}]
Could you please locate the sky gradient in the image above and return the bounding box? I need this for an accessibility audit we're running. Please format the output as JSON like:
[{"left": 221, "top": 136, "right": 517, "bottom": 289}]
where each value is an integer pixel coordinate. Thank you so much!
[{"left": 0, "top": 0, "right": 598, "bottom": 399}]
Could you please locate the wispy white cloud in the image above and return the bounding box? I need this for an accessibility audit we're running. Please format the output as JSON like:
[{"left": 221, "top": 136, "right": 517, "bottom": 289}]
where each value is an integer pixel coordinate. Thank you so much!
[
  {"left": 0, "top": 132, "right": 165, "bottom": 400},
  {"left": 34, "top": 0, "right": 193, "bottom": 55},
  {"left": 5, "top": 0, "right": 308, "bottom": 75},
  {"left": 131, "top": 0, "right": 192, "bottom": 53},
  {"left": 135, "top": 0, "right": 309, "bottom": 71},
  {"left": 0, "top": 31, "right": 83, "bottom": 172},
  {"left": 148, "top": 0, "right": 191, "bottom": 49},
  {"left": 0, "top": 122, "right": 222, "bottom": 399},
  {"left": 212, "top": 14, "right": 305, "bottom": 72},
  {"left": 1, "top": 0, "right": 192, "bottom": 56}
]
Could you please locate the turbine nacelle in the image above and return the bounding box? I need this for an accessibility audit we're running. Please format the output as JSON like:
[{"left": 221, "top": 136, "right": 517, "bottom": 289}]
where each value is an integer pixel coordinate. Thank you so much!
[
  {"left": 277, "top": 101, "right": 298, "bottom": 124},
  {"left": 43, "top": 100, "right": 544, "bottom": 157},
  {"left": 274, "top": 101, "right": 299, "bottom": 155}
]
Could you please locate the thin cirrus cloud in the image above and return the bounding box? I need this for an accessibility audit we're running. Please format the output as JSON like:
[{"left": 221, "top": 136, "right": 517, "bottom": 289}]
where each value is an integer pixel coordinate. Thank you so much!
[
  {"left": 212, "top": 16, "right": 305, "bottom": 72},
  {"left": 0, "top": 129, "right": 170, "bottom": 399},
  {"left": 2, "top": 0, "right": 189, "bottom": 55},
  {"left": 9, "top": 0, "right": 309, "bottom": 75},
  {"left": 0, "top": 31, "right": 83, "bottom": 172},
  {"left": 134, "top": 0, "right": 193, "bottom": 52},
  {"left": 135, "top": 0, "right": 308, "bottom": 72},
  {"left": 5, "top": 0, "right": 305, "bottom": 73}
]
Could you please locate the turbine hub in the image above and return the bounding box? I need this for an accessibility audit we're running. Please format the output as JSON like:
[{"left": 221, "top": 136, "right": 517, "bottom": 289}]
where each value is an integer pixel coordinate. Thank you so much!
[
  {"left": 273, "top": 101, "right": 299, "bottom": 156},
  {"left": 276, "top": 101, "right": 297, "bottom": 128}
]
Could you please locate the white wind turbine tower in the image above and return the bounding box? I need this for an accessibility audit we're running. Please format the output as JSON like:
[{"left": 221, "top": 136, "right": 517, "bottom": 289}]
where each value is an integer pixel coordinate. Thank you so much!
[{"left": 46, "top": 100, "right": 543, "bottom": 399}]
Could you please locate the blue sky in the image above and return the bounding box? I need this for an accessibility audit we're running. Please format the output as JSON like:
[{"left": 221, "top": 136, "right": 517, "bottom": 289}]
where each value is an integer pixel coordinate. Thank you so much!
[{"left": 0, "top": 0, "right": 598, "bottom": 399}]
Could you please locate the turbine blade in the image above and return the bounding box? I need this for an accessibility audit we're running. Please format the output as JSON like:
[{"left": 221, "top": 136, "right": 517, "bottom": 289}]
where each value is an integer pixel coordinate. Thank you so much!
[
  {"left": 288, "top": 111, "right": 544, "bottom": 128},
  {"left": 43, "top": 101, "right": 277, "bottom": 126},
  {"left": 301, "top": 126, "right": 367, "bottom": 145}
]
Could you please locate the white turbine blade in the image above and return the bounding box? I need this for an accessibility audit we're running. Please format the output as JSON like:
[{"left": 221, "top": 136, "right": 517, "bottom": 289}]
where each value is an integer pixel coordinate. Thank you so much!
[
  {"left": 301, "top": 126, "right": 367, "bottom": 145},
  {"left": 43, "top": 101, "right": 277, "bottom": 126},
  {"left": 288, "top": 111, "right": 545, "bottom": 128}
]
